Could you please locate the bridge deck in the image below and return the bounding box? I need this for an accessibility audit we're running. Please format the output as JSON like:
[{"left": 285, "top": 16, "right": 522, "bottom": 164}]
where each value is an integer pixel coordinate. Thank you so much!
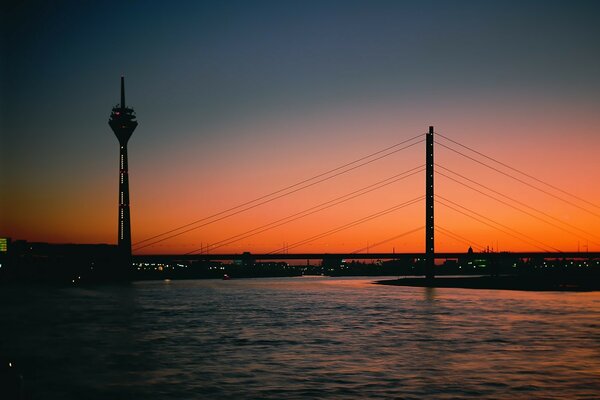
[{"left": 134, "top": 252, "right": 600, "bottom": 262}]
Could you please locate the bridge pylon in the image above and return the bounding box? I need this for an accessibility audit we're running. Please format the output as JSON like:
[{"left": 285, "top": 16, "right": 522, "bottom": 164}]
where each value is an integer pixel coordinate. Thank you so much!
[{"left": 426, "top": 126, "right": 435, "bottom": 279}]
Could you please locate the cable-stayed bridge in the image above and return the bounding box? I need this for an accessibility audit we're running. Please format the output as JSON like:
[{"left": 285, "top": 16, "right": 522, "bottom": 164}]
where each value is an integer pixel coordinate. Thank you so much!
[{"left": 131, "top": 127, "right": 600, "bottom": 278}]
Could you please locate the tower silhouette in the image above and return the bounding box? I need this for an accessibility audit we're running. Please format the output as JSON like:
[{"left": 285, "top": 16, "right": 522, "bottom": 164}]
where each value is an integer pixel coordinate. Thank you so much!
[
  {"left": 109, "top": 77, "right": 138, "bottom": 265},
  {"left": 425, "top": 126, "right": 434, "bottom": 279}
]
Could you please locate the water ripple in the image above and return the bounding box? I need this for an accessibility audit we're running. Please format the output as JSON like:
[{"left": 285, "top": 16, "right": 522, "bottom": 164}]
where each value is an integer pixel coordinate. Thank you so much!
[{"left": 1, "top": 277, "right": 600, "bottom": 399}]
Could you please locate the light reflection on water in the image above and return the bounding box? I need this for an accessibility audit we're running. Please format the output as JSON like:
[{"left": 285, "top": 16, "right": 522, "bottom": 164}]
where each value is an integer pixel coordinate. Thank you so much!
[{"left": 1, "top": 276, "right": 600, "bottom": 399}]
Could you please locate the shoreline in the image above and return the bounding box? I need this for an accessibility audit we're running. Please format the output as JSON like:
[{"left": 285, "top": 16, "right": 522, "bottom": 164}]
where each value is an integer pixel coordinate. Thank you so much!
[{"left": 375, "top": 275, "right": 600, "bottom": 292}]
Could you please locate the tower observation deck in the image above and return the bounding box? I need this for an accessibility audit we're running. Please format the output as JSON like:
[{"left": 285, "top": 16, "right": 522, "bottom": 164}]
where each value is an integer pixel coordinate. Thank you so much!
[{"left": 108, "top": 77, "right": 138, "bottom": 265}]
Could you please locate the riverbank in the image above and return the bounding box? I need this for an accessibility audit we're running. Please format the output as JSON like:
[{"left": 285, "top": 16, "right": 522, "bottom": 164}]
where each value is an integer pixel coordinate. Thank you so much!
[{"left": 375, "top": 275, "right": 600, "bottom": 292}]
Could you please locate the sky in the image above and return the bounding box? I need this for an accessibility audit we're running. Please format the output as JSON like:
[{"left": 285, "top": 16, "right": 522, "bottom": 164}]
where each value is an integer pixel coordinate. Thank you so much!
[{"left": 1, "top": 0, "right": 600, "bottom": 254}]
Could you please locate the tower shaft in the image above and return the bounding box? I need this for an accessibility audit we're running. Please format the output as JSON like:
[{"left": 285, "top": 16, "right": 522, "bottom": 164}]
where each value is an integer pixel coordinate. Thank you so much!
[
  {"left": 118, "top": 144, "right": 131, "bottom": 255},
  {"left": 426, "top": 126, "right": 434, "bottom": 279}
]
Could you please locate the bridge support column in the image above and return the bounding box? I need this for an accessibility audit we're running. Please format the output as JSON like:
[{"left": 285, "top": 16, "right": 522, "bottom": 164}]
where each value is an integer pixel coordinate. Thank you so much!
[{"left": 426, "top": 126, "right": 435, "bottom": 279}]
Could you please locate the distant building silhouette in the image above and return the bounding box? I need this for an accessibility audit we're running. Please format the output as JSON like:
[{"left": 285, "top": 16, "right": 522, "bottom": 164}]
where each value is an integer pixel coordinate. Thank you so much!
[
  {"left": 108, "top": 77, "right": 138, "bottom": 267},
  {"left": 0, "top": 240, "right": 120, "bottom": 283}
]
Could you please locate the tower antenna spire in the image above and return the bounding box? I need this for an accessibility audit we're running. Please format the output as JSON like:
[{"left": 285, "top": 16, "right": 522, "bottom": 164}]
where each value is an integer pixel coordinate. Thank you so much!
[{"left": 120, "top": 76, "right": 126, "bottom": 109}]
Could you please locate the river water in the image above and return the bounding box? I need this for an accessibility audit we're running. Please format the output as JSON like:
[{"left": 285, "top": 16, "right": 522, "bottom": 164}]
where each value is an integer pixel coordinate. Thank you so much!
[{"left": 1, "top": 276, "right": 600, "bottom": 399}]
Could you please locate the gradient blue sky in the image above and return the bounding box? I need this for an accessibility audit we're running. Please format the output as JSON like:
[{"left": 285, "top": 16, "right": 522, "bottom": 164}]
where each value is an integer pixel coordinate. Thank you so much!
[{"left": 1, "top": 0, "right": 599, "bottom": 252}]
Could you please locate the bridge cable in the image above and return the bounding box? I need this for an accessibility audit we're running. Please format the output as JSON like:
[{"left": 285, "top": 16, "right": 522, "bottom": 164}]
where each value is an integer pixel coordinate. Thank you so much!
[
  {"left": 134, "top": 139, "right": 424, "bottom": 251},
  {"left": 133, "top": 134, "right": 424, "bottom": 250},
  {"left": 436, "top": 163, "right": 600, "bottom": 242},
  {"left": 435, "top": 141, "right": 600, "bottom": 219},
  {"left": 185, "top": 166, "right": 425, "bottom": 254},
  {"left": 436, "top": 132, "right": 600, "bottom": 210},
  {"left": 436, "top": 225, "right": 486, "bottom": 251},
  {"left": 436, "top": 198, "right": 555, "bottom": 252},
  {"left": 436, "top": 229, "right": 481, "bottom": 251},
  {"left": 436, "top": 196, "right": 560, "bottom": 252},
  {"left": 436, "top": 169, "right": 600, "bottom": 247},
  {"left": 267, "top": 196, "right": 424, "bottom": 254},
  {"left": 350, "top": 226, "right": 424, "bottom": 254}
]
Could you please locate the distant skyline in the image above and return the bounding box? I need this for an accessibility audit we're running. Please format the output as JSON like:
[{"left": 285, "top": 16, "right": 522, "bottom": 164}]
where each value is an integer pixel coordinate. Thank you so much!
[{"left": 1, "top": 0, "right": 599, "bottom": 254}]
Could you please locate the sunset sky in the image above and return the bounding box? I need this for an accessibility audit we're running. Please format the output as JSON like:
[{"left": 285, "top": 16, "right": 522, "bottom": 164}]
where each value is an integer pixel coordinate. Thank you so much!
[{"left": 1, "top": 0, "right": 599, "bottom": 254}]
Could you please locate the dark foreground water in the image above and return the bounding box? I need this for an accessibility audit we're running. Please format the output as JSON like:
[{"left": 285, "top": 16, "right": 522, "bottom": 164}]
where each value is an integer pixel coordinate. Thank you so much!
[{"left": 1, "top": 277, "right": 600, "bottom": 399}]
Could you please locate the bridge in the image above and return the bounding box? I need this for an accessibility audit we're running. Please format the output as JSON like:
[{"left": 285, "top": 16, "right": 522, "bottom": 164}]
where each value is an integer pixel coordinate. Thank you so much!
[
  {"left": 129, "top": 126, "right": 600, "bottom": 278},
  {"left": 135, "top": 252, "right": 600, "bottom": 263}
]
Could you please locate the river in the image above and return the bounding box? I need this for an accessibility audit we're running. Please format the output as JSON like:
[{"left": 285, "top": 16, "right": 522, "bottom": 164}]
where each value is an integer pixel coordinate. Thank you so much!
[{"left": 1, "top": 276, "right": 599, "bottom": 399}]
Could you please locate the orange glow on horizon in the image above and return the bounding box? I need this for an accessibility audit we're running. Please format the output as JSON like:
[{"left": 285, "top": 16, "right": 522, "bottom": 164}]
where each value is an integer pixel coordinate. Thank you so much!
[{"left": 3, "top": 99, "right": 600, "bottom": 255}]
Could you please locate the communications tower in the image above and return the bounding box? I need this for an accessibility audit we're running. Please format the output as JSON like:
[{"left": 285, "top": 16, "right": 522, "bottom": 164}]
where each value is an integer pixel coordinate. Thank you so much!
[{"left": 109, "top": 77, "right": 138, "bottom": 264}]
